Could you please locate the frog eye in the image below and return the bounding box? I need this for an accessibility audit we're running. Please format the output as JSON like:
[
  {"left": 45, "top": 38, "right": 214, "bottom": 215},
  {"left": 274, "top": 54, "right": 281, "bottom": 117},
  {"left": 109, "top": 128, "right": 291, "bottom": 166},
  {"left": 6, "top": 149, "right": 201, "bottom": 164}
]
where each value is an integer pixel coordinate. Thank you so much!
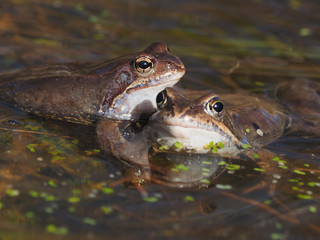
[
  {"left": 205, "top": 97, "right": 224, "bottom": 117},
  {"left": 156, "top": 89, "right": 168, "bottom": 109},
  {"left": 134, "top": 56, "right": 153, "bottom": 74}
]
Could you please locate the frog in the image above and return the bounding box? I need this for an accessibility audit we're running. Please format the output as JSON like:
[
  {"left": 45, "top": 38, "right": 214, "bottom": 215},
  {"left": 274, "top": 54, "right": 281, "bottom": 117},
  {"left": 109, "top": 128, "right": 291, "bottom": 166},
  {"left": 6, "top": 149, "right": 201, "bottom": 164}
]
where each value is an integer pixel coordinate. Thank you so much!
[
  {"left": 147, "top": 78, "right": 320, "bottom": 156},
  {"left": 97, "top": 79, "right": 319, "bottom": 187},
  {"left": 0, "top": 42, "right": 185, "bottom": 124},
  {"left": 98, "top": 78, "right": 319, "bottom": 187}
]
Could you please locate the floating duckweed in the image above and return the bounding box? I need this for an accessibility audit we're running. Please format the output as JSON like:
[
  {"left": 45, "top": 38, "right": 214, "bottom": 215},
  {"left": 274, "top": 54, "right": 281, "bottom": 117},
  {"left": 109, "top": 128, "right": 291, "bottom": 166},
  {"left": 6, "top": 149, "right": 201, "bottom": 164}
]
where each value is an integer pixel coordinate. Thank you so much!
[
  {"left": 200, "top": 179, "right": 210, "bottom": 184},
  {"left": 45, "top": 207, "right": 54, "bottom": 214},
  {"left": 207, "top": 141, "right": 216, "bottom": 153},
  {"left": 93, "top": 149, "right": 100, "bottom": 153},
  {"left": 204, "top": 141, "right": 224, "bottom": 153},
  {"left": 25, "top": 211, "right": 34, "bottom": 218},
  {"left": 93, "top": 34, "right": 105, "bottom": 41},
  {"left": 307, "top": 182, "right": 318, "bottom": 187},
  {"left": 201, "top": 161, "right": 212, "bottom": 165},
  {"left": 299, "top": 28, "right": 311, "bottom": 37},
  {"left": 245, "top": 128, "right": 250, "bottom": 133},
  {"left": 174, "top": 142, "right": 183, "bottom": 149},
  {"left": 202, "top": 168, "right": 211, "bottom": 173},
  {"left": 45, "top": 195, "right": 56, "bottom": 202},
  {"left": 46, "top": 224, "right": 69, "bottom": 235},
  {"left": 253, "top": 168, "right": 265, "bottom": 172},
  {"left": 40, "top": 192, "right": 48, "bottom": 198},
  {"left": 102, "top": 187, "right": 114, "bottom": 194},
  {"left": 272, "top": 157, "right": 280, "bottom": 161},
  {"left": 159, "top": 145, "right": 169, "bottom": 151},
  {"left": 216, "top": 184, "right": 232, "bottom": 190},
  {"left": 51, "top": 156, "right": 65, "bottom": 162},
  {"left": 241, "top": 144, "right": 251, "bottom": 149},
  {"left": 33, "top": 38, "right": 59, "bottom": 47},
  {"left": 218, "top": 161, "right": 226, "bottom": 166},
  {"left": 89, "top": 15, "right": 99, "bottom": 23},
  {"left": 278, "top": 160, "right": 287, "bottom": 164},
  {"left": 27, "top": 143, "right": 38, "bottom": 152},
  {"left": 202, "top": 172, "right": 209, "bottom": 176},
  {"left": 143, "top": 196, "right": 158, "bottom": 203},
  {"left": 294, "top": 169, "right": 306, "bottom": 175},
  {"left": 298, "top": 182, "right": 304, "bottom": 186},
  {"left": 75, "top": 3, "right": 84, "bottom": 11},
  {"left": 101, "top": 10, "right": 110, "bottom": 18},
  {"left": 309, "top": 206, "right": 317, "bottom": 213},
  {"left": 68, "top": 196, "right": 81, "bottom": 203},
  {"left": 68, "top": 207, "right": 76, "bottom": 212},
  {"left": 292, "top": 186, "right": 299, "bottom": 191},
  {"left": 264, "top": 200, "right": 272, "bottom": 205},
  {"left": 29, "top": 190, "right": 39, "bottom": 198},
  {"left": 184, "top": 195, "right": 194, "bottom": 202},
  {"left": 101, "top": 206, "right": 112, "bottom": 214},
  {"left": 255, "top": 81, "right": 265, "bottom": 87},
  {"left": 0, "top": 202, "right": 3, "bottom": 210},
  {"left": 278, "top": 165, "right": 288, "bottom": 170},
  {"left": 6, "top": 189, "right": 19, "bottom": 197},
  {"left": 216, "top": 142, "right": 225, "bottom": 149},
  {"left": 203, "top": 144, "right": 211, "bottom": 150},
  {"left": 289, "top": 179, "right": 299, "bottom": 183},
  {"left": 176, "top": 164, "right": 189, "bottom": 171},
  {"left": 72, "top": 189, "right": 81, "bottom": 195},
  {"left": 253, "top": 153, "right": 259, "bottom": 158},
  {"left": 48, "top": 180, "right": 58, "bottom": 187},
  {"left": 83, "top": 217, "right": 97, "bottom": 226},
  {"left": 211, "top": 145, "right": 218, "bottom": 154},
  {"left": 226, "top": 164, "right": 241, "bottom": 171},
  {"left": 297, "top": 194, "right": 313, "bottom": 200},
  {"left": 275, "top": 222, "right": 282, "bottom": 230},
  {"left": 271, "top": 233, "right": 284, "bottom": 240}
]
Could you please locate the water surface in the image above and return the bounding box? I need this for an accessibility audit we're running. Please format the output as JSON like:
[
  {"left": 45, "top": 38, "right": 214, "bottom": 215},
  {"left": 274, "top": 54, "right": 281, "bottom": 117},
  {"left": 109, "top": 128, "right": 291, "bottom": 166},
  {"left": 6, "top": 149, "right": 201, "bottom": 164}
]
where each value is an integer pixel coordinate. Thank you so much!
[{"left": 0, "top": 0, "right": 320, "bottom": 239}]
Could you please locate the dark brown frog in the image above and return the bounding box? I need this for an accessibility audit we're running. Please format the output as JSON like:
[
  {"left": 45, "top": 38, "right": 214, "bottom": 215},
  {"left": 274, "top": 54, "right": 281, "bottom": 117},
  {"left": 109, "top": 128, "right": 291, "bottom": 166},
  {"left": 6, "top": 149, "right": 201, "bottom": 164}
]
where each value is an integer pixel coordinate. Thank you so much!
[{"left": 0, "top": 42, "right": 185, "bottom": 124}]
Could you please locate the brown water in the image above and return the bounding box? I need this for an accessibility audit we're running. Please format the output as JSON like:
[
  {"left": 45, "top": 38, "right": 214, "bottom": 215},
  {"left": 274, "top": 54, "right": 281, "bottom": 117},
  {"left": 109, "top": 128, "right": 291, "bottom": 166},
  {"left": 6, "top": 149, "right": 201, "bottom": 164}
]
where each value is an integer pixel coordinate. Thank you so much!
[{"left": 0, "top": 0, "right": 320, "bottom": 239}]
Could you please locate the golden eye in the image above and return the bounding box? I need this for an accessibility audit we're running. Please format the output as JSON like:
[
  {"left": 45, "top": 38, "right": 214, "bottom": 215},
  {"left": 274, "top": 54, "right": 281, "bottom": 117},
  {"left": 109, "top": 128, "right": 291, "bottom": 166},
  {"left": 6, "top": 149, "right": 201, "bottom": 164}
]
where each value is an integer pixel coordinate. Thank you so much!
[
  {"left": 134, "top": 56, "right": 153, "bottom": 74},
  {"left": 156, "top": 89, "right": 168, "bottom": 108},
  {"left": 205, "top": 97, "right": 224, "bottom": 117}
]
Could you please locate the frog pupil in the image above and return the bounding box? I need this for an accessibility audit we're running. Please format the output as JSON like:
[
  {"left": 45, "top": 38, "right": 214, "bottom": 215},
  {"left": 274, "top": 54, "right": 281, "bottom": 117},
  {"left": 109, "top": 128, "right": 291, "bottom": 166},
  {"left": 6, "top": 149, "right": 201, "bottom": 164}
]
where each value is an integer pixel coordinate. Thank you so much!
[
  {"left": 213, "top": 101, "right": 223, "bottom": 112},
  {"left": 138, "top": 60, "right": 150, "bottom": 69},
  {"left": 156, "top": 90, "right": 167, "bottom": 107}
]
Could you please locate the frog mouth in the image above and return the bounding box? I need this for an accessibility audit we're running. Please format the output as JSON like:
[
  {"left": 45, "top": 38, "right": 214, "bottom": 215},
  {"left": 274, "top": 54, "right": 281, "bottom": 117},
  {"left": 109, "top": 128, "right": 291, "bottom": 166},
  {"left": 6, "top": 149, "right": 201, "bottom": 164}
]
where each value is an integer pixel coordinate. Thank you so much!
[
  {"left": 126, "top": 71, "right": 185, "bottom": 93},
  {"left": 146, "top": 121, "right": 240, "bottom": 155},
  {"left": 98, "top": 71, "right": 184, "bottom": 120}
]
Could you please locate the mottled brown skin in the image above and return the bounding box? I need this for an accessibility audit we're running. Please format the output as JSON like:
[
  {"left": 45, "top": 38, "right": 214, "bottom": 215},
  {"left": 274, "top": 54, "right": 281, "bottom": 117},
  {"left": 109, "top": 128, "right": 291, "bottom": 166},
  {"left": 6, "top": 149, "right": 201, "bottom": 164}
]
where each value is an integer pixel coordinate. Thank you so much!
[
  {"left": 275, "top": 78, "right": 320, "bottom": 135},
  {"left": 0, "top": 42, "right": 185, "bottom": 124}
]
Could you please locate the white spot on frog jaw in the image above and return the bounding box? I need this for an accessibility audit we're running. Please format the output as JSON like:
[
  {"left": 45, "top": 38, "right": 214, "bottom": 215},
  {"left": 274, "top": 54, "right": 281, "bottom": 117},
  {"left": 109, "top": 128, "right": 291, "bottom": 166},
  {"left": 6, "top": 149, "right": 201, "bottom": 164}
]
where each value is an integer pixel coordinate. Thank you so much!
[{"left": 256, "top": 129, "right": 264, "bottom": 136}]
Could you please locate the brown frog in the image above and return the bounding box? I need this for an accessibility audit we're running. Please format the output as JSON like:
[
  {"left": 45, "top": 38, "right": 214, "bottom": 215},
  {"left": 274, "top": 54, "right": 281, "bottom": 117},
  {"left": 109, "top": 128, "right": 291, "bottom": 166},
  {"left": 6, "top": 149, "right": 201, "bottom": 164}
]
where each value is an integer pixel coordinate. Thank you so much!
[
  {"left": 97, "top": 79, "right": 319, "bottom": 187},
  {"left": 147, "top": 79, "right": 320, "bottom": 156},
  {"left": 0, "top": 42, "right": 185, "bottom": 124}
]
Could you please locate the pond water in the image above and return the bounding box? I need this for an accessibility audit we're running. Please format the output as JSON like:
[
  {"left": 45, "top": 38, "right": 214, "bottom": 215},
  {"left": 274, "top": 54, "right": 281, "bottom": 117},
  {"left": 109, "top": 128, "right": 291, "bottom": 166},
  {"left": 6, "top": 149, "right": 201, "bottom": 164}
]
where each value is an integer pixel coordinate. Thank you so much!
[{"left": 0, "top": 0, "right": 320, "bottom": 239}]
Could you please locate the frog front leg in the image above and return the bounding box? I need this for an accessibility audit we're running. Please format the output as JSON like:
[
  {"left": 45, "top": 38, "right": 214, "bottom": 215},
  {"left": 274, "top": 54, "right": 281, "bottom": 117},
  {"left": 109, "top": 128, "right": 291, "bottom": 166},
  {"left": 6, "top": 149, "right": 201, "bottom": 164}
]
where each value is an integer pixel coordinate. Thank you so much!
[{"left": 96, "top": 119, "right": 151, "bottom": 185}]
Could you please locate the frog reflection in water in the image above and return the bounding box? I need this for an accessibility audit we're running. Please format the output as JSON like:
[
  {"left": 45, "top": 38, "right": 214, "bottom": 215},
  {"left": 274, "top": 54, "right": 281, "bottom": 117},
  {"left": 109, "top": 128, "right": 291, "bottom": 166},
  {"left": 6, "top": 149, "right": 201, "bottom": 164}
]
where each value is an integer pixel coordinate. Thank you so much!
[
  {"left": 97, "top": 78, "right": 319, "bottom": 185},
  {"left": 0, "top": 42, "right": 185, "bottom": 123}
]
